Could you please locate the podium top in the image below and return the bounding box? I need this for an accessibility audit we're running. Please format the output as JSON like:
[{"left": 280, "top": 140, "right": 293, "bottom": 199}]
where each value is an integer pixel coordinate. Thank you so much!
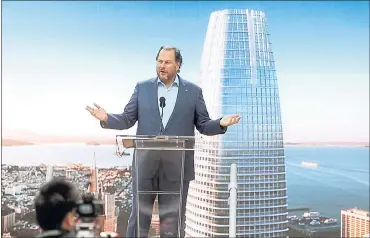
[
  {"left": 115, "top": 135, "right": 195, "bottom": 155},
  {"left": 115, "top": 135, "right": 196, "bottom": 141}
]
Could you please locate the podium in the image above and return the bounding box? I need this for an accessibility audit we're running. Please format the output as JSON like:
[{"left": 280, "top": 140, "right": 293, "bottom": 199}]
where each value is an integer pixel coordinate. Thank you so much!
[{"left": 116, "top": 135, "right": 195, "bottom": 238}]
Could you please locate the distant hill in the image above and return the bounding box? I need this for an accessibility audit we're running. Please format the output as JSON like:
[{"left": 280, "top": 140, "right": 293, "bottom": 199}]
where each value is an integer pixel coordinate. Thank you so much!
[
  {"left": 86, "top": 138, "right": 116, "bottom": 145},
  {"left": 3, "top": 128, "right": 115, "bottom": 145},
  {"left": 285, "top": 142, "right": 369, "bottom": 147},
  {"left": 2, "top": 128, "right": 369, "bottom": 147},
  {"left": 2, "top": 138, "right": 34, "bottom": 146}
]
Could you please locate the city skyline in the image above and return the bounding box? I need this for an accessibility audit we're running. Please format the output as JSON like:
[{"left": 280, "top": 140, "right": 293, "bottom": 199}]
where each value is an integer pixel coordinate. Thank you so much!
[{"left": 2, "top": 1, "right": 369, "bottom": 143}]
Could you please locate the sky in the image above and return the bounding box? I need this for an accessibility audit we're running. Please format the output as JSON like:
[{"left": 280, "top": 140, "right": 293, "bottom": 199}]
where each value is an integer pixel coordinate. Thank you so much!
[{"left": 2, "top": 1, "right": 369, "bottom": 142}]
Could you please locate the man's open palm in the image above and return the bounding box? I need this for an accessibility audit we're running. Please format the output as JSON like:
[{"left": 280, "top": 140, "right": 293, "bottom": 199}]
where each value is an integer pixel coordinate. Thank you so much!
[
  {"left": 220, "top": 114, "right": 241, "bottom": 127},
  {"left": 86, "top": 103, "right": 108, "bottom": 122}
]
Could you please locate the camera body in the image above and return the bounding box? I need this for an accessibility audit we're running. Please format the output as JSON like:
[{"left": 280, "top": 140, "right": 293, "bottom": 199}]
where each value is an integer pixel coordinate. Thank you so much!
[{"left": 74, "top": 193, "right": 117, "bottom": 238}]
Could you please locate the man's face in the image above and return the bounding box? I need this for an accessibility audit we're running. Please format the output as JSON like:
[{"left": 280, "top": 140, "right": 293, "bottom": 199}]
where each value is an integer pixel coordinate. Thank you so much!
[{"left": 156, "top": 49, "right": 179, "bottom": 83}]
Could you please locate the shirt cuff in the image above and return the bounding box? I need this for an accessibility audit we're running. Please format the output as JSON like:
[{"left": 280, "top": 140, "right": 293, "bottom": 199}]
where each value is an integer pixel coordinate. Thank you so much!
[
  {"left": 219, "top": 118, "right": 228, "bottom": 133},
  {"left": 100, "top": 114, "right": 110, "bottom": 128},
  {"left": 221, "top": 125, "right": 227, "bottom": 133}
]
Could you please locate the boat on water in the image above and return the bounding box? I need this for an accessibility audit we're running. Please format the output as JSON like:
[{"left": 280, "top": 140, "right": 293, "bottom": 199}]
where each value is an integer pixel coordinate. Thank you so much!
[{"left": 301, "top": 161, "right": 319, "bottom": 168}]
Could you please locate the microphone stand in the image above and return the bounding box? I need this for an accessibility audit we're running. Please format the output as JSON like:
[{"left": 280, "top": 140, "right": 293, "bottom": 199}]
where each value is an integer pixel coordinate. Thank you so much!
[{"left": 160, "top": 106, "right": 164, "bottom": 134}]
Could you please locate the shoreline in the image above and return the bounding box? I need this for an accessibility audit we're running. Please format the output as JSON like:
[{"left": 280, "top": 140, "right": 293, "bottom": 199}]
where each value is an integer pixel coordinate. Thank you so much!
[{"left": 3, "top": 142, "right": 369, "bottom": 148}]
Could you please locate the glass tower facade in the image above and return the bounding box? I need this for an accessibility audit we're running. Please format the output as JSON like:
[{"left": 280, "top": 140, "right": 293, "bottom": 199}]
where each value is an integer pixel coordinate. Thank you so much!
[{"left": 185, "top": 9, "right": 288, "bottom": 237}]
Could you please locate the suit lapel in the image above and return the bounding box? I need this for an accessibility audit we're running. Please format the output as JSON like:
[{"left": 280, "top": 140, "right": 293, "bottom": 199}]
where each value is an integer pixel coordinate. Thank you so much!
[
  {"left": 164, "top": 76, "right": 188, "bottom": 131},
  {"left": 149, "top": 78, "right": 164, "bottom": 128}
]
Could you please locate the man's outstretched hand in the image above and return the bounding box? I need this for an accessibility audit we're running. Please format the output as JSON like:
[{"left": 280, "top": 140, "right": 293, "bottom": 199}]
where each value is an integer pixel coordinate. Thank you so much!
[
  {"left": 220, "top": 114, "right": 241, "bottom": 127},
  {"left": 86, "top": 103, "right": 108, "bottom": 122}
]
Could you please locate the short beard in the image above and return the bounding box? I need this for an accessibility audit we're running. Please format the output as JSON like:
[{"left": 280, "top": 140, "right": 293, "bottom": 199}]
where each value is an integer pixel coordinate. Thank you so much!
[{"left": 157, "top": 71, "right": 176, "bottom": 83}]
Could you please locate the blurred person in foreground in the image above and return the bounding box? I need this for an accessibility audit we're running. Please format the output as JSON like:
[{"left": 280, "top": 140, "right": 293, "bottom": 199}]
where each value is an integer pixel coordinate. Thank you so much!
[
  {"left": 34, "top": 178, "right": 78, "bottom": 238},
  {"left": 86, "top": 46, "right": 241, "bottom": 237}
]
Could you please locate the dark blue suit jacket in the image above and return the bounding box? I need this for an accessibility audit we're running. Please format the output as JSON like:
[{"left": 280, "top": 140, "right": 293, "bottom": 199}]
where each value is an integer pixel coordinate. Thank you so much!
[{"left": 101, "top": 75, "right": 226, "bottom": 181}]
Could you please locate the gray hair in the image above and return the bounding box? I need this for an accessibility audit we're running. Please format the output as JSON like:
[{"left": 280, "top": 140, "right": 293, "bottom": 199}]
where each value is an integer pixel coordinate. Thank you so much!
[{"left": 156, "top": 45, "right": 183, "bottom": 73}]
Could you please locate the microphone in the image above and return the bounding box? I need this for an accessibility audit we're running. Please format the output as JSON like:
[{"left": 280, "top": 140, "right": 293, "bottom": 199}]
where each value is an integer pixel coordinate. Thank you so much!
[{"left": 159, "top": 97, "right": 166, "bottom": 119}]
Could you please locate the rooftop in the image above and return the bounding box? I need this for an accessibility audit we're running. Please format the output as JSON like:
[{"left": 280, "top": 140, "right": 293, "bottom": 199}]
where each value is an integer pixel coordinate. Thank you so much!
[{"left": 342, "top": 208, "right": 370, "bottom": 217}]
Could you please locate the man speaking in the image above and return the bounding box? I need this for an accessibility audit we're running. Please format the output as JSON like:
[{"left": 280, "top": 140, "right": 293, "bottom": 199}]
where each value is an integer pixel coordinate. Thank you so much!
[{"left": 86, "top": 46, "right": 240, "bottom": 237}]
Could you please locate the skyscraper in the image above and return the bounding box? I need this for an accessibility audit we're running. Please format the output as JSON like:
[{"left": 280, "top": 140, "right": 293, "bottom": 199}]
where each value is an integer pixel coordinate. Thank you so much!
[
  {"left": 45, "top": 165, "right": 54, "bottom": 182},
  {"left": 185, "top": 9, "right": 288, "bottom": 237},
  {"left": 88, "top": 152, "right": 98, "bottom": 193},
  {"left": 103, "top": 193, "right": 116, "bottom": 232}
]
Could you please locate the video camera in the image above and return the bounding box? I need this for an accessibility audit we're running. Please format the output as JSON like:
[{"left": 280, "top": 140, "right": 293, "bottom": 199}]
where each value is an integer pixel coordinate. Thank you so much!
[{"left": 74, "top": 193, "right": 117, "bottom": 238}]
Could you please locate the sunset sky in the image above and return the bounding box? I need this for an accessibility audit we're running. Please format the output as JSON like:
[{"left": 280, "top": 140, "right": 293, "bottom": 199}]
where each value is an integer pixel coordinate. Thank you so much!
[{"left": 2, "top": 1, "right": 369, "bottom": 142}]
